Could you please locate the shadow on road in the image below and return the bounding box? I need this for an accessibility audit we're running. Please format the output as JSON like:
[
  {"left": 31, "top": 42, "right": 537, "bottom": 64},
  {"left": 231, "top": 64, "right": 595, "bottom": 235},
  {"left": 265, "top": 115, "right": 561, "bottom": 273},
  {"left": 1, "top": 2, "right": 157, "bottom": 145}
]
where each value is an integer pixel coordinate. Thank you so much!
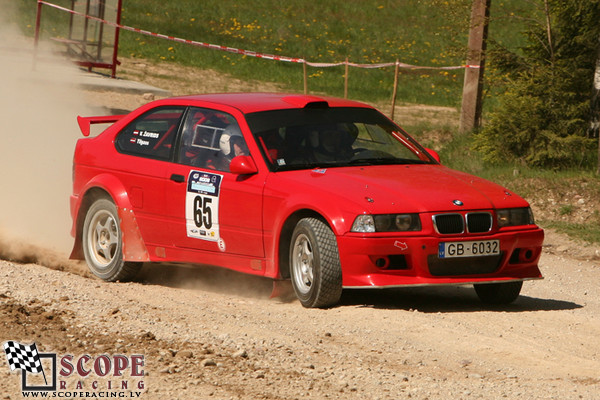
[
  {"left": 339, "top": 286, "right": 583, "bottom": 313},
  {"left": 137, "top": 262, "right": 582, "bottom": 312},
  {"left": 136, "top": 262, "right": 278, "bottom": 300}
]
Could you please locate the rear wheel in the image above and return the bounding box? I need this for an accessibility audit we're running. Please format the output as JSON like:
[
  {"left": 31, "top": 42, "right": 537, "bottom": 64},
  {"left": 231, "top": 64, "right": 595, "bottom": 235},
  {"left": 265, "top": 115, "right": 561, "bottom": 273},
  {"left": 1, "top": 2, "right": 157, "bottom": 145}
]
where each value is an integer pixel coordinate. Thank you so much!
[
  {"left": 290, "top": 218, "right": 342, "bottom": 308},
  {"left": 82, "top": 199, "right": 141, "bottom": 281},
  {"left": 474, "top": 281, "right": 523, "bottom": 305}
]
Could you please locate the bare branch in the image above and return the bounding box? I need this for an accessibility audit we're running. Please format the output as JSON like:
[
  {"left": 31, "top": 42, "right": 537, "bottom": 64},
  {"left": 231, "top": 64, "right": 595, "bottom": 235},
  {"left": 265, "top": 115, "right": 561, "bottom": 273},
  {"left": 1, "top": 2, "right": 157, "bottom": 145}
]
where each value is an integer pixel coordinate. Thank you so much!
[{"left": 544, "top": 0, "right": 554, "bottom": 64}]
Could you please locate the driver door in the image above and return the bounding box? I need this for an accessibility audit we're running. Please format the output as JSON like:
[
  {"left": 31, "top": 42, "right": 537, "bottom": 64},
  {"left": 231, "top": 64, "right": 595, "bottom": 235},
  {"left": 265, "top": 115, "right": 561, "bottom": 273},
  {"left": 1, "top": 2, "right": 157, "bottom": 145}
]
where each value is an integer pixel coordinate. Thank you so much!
[{"left": 165, "top": 107, "right": 265, "bottom": 258}]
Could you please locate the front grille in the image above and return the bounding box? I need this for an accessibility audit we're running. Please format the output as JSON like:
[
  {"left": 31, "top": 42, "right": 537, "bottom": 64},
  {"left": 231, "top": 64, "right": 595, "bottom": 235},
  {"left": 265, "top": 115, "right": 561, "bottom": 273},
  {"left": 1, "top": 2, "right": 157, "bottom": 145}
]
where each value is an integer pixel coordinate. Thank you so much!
[
  {"left": 466, "top": 212, "right": 492, "bottom": 233},
  {"left": 433, "top": 212, "right": 493, "bottom": 234},
  {"left": 427, "top": 253, "right": 503, "bottom": 276},
  {"left": 433, "top": 214, "right": 464, "bottom": 234}
]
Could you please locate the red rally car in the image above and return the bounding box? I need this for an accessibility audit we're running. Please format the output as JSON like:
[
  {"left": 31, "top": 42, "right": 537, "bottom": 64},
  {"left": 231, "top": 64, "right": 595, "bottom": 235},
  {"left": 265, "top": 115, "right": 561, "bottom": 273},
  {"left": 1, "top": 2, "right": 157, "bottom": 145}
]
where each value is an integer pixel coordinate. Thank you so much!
[{"left": 70, "top": 93, "right": 544, "bottom": 308}]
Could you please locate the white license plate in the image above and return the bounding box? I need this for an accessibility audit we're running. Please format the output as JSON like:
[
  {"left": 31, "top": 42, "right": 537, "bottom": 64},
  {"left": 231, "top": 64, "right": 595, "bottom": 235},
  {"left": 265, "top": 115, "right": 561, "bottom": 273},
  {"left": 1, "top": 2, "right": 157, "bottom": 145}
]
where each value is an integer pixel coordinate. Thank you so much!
[{"left": 438, "top": 240, "right": 500, "bottom": 258}]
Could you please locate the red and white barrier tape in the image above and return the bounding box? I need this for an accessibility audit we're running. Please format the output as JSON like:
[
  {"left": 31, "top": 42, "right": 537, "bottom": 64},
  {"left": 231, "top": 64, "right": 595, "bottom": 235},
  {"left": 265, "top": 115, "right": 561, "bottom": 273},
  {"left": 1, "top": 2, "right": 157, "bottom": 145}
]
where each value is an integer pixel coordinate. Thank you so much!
[{"left": 38, "top": 0, "right": 478, "bottom": 70}]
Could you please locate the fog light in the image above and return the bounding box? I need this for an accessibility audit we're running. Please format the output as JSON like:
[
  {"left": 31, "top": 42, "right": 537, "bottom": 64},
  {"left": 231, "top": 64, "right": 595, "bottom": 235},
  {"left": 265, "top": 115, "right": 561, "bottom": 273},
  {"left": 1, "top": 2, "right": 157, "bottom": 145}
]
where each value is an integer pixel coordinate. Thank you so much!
[
  {"left": 519, "top": 248, "right": 535, "bottom": 263},
  {"left": 374, "top": 257, "right": 389, "bottom": 269}
]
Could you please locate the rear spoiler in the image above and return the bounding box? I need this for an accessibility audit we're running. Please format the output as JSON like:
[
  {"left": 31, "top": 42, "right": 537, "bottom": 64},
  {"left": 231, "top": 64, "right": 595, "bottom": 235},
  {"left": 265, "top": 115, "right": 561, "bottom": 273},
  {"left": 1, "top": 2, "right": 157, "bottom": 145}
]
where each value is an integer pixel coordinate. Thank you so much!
[{"left": 77, "top": 115, "right": 127, "bottom": 137}]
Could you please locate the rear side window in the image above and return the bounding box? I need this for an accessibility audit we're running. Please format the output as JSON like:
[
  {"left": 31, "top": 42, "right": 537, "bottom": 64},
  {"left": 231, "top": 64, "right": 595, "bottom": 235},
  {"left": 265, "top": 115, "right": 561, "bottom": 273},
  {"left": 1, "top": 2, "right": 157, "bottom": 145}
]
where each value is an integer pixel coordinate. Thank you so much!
[{"left": 115, "top": 107, "right": 185, "bottom": 160}]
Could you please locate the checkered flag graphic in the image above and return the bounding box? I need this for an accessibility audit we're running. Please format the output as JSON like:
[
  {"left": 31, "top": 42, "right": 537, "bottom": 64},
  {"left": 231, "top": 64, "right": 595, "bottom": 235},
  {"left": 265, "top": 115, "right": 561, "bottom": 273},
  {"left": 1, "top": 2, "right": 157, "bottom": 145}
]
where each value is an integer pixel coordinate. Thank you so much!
[{"left": 3, "top": 341, "right": 44, "bottom": 374}]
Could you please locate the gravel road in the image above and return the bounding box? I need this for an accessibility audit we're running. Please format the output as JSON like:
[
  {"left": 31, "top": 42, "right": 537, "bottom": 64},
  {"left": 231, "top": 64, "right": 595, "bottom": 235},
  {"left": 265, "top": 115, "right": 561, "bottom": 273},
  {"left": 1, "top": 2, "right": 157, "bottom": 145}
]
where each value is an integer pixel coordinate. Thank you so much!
[{"left": 1, "top": 241, "right": 599, "bottom": 399}]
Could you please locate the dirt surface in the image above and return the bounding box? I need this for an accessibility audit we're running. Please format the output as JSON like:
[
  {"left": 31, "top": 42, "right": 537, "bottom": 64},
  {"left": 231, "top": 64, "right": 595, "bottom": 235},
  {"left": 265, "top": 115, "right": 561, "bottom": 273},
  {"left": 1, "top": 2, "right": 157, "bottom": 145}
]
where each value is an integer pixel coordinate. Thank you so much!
[
  {"left": 2, "top": 52, "right": 600, "bottom": 399},
  {"left": 1, "top": 244, "right": 600, "bottom": 399}
]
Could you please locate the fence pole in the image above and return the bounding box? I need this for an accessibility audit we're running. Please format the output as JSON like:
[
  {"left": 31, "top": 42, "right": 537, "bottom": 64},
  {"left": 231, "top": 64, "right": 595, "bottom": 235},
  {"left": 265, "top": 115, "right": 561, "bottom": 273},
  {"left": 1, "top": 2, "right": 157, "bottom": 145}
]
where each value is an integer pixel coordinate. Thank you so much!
[
  {"left": 303, "top": 61, "right": 308, "bottom": 94},
  {"left": 344, "top": 57, "right": 349, "bottom": 99},
  {"left": 110, "top": 0, "right": 123, "bottom": 78},
  {"left": 459, "top": 0, "right": 491, "bottom": 133},
  {"left": 390, "top": 60, "right": 400, "bottom": 120}
]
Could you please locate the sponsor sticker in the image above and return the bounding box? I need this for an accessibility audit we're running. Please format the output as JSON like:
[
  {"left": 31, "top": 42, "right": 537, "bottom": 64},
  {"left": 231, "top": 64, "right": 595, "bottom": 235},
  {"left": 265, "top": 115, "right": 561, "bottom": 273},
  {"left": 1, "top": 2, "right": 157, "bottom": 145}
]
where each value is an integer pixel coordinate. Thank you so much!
[{"left": 185, "top": 171, "right": 223, "bottom": 242}]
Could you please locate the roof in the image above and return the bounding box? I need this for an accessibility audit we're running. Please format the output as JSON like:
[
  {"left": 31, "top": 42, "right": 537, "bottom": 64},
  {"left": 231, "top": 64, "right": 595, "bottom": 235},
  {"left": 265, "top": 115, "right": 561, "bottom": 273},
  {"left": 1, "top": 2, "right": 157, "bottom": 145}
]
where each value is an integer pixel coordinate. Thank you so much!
[{"left": 168, "top": 92, "right": 372, "bottom": 114}]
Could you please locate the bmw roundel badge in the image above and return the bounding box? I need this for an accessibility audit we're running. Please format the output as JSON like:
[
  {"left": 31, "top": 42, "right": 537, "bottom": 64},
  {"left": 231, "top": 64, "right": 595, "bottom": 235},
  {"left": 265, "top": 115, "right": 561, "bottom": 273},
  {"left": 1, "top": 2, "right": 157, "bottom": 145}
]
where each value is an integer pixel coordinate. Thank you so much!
[{"left": 452, "top": 199, "right": 464, "bottom": 206}]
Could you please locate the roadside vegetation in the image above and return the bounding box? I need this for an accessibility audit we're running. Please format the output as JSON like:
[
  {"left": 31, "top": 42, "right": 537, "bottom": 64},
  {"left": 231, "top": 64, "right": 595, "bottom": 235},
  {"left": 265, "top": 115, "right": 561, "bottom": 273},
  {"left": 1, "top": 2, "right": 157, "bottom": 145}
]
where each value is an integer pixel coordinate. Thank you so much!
[
  {"left": 20, "top": 0, "right": 532, "bottom": 106},
  {"left": 18, "top": 0, "right": 600, "bottom": 245}
]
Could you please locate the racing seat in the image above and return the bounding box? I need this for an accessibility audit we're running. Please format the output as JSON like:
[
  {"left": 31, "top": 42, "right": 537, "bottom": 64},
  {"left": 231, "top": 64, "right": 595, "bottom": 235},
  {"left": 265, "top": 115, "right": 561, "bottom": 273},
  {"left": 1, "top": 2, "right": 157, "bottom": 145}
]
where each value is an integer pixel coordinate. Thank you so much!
[{"left": 181, "top": 122, "right": 223, "bottom": 168}]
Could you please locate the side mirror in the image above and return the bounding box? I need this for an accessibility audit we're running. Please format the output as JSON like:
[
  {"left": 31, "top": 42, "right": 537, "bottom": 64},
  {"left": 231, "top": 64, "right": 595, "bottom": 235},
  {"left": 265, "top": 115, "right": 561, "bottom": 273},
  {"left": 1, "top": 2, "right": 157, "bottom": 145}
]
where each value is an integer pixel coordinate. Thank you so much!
[
  {"left": 425, "top": 148, "right": 441, "bottom": 164},
  {"left": 229, "top": 155, "right": 258, "bottom": 175}
]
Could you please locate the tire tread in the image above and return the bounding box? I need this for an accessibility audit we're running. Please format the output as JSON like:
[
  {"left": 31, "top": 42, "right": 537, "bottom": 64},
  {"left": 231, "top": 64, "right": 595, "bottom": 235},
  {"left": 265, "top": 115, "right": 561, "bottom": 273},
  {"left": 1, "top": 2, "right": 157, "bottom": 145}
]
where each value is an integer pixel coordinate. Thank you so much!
[{"left": 291, "top": 217, "right": 342, "bottom": 308}]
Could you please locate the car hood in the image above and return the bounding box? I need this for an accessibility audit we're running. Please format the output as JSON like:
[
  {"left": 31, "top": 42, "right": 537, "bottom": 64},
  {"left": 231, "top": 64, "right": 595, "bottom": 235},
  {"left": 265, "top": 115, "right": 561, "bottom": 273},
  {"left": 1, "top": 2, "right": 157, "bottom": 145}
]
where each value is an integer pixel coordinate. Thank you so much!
[{"left": 278, "top": 164, "right": 529, "bottom": 213}]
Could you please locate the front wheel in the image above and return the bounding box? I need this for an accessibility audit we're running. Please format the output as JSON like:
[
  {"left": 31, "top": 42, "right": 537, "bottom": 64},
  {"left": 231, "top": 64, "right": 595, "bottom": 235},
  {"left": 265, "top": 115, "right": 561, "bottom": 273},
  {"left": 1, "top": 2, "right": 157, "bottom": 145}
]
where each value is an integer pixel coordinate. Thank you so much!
[
  {"left": 474, "top": 281, "right": 523, "bottom": 305},
  {"left": 82, "top": 198, "right": 141, "bottom": 282},
  {"left": 290, "top": 218, "right": 342, "bottom": 308}
]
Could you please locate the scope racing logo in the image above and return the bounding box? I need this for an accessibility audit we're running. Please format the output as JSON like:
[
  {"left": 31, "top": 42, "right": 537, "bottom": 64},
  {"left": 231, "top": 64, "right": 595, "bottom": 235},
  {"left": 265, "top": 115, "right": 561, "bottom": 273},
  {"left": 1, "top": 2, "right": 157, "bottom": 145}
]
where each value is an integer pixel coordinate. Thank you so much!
[{"left": 3, "top": 340, "right": 145, "bottom": 397}]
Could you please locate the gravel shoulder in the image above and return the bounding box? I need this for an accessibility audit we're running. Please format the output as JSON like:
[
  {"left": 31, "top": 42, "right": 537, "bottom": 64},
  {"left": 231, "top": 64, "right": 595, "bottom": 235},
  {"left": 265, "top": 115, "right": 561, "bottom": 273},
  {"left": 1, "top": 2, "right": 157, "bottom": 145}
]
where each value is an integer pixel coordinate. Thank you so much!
[{"left": 1, "top": 247, "right": 599, "bottom": 399}]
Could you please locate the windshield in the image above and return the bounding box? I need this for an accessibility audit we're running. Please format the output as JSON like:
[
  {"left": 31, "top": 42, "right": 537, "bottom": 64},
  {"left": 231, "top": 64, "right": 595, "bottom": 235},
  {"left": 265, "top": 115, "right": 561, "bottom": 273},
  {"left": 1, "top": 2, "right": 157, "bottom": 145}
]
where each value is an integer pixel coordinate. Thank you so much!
[{"left": 246, "top": 107, "right": 435, "bottom": 171}]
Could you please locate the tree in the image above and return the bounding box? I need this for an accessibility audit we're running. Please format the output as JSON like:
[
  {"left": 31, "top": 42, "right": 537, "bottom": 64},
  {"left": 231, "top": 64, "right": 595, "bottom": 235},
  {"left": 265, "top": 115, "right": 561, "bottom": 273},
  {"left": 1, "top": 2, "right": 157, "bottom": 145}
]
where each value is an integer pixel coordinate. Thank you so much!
[
  {"left": 474, "top": 0, "right": 600, "bottom": 169},
  {"left": 590, "top": 34, "right": 600, "bottom": 174}
]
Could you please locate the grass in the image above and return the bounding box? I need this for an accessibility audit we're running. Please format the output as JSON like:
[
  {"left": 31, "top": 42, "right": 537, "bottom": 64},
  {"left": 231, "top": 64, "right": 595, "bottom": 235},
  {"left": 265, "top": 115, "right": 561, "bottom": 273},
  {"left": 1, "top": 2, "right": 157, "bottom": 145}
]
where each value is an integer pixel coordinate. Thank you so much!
[
  {"left": 542, "top": 221, "right": 600, "bottom": 246},
  {"left": 559, "top": 205, "right": 575, "bottom": 216},
  {"left": 21, "top": 0, "right": 535, "bottom": 107}
]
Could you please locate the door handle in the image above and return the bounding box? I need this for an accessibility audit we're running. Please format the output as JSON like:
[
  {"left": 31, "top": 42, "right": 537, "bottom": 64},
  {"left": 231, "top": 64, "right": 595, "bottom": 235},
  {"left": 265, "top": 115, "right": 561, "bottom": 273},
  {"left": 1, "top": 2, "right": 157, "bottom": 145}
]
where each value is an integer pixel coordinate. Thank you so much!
[{"left": 170, "top": 174, "right": 185, "bottom": 183}]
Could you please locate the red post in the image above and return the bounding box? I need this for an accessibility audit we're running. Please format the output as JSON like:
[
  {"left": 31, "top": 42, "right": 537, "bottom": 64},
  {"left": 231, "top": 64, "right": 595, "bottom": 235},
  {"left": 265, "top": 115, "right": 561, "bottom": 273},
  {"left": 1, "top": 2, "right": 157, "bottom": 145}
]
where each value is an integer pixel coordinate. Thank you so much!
[
  {"left": 33, "top": 1, "right": 44, "bottom": 70},
  {"left": 34, "top": 1, "right": 43, "bottom": 51},
  {"left": 111, "top": 0, "right": 123, "bottom": 78}
]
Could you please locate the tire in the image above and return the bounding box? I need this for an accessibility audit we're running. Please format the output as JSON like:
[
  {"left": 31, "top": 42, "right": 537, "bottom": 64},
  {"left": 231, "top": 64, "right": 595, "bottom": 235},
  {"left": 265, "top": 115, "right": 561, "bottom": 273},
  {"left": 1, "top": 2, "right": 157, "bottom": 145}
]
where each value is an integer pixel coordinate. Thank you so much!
[
  {"left": 82, "top": 198, "right": 141, "bottom": 282},
  {"left": 474, "top": 281, "right": 523, "bottom": 305},
  {"left": 290, "top": 217, "right": 342, "bottom": 308}
]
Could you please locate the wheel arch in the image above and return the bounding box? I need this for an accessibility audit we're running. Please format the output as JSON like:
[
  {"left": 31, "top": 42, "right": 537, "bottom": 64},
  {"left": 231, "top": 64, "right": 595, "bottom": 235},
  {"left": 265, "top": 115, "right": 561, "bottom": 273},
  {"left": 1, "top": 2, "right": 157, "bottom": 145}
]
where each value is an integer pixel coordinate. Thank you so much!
[
  {"left": 70, "top": 187, "right": 113, "bottom": 260},
  {"left": 70, "top": 176, "right": 149, "bottom": 262},
  {"left": 277, "top": 209, "right": 332, "bottom": 280}
]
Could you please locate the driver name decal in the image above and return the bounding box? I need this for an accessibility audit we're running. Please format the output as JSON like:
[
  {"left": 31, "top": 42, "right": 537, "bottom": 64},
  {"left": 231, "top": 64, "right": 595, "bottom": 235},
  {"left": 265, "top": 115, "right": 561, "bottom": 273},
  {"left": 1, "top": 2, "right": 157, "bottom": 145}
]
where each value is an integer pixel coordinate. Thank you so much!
[
  {"left": 185, "top": 171, "right": 223, "bottom": 241},
  {"left": 129, "top": 130, "right": 161, "bottom": 147}
]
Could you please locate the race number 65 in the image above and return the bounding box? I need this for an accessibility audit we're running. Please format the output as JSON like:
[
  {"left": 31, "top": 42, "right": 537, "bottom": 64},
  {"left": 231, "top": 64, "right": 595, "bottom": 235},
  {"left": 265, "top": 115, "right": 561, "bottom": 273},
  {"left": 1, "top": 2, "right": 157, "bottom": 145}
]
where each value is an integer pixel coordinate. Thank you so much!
[{"left": 193, "top": 195, "right": 212, "bottom": 229}]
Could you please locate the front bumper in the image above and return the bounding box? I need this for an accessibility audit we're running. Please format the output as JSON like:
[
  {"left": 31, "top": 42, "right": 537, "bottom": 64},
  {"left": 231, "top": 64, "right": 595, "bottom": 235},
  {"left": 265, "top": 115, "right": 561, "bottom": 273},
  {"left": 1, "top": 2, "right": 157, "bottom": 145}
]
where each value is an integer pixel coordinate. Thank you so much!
[{"left": 337, "top": 227, "right": 544, "bottom": 288}]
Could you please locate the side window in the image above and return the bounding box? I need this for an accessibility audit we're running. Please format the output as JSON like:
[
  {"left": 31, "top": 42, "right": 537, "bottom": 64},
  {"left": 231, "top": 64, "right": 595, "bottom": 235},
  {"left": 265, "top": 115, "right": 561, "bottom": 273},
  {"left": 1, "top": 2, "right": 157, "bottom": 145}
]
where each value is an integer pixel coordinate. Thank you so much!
[
  {"left": 178, "top": 107, "right": 248, "bottom": 172},
  {"left": 116, "top": 107, "right": 185, "bottom": 160}
]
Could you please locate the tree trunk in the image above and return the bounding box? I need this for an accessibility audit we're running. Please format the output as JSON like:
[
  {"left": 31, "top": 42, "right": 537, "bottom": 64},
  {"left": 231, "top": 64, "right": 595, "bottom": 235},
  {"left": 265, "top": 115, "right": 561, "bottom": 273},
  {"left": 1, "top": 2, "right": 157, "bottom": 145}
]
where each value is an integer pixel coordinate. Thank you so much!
[{"left": 590, "top": 35, "right": 600, "bottom": 175}]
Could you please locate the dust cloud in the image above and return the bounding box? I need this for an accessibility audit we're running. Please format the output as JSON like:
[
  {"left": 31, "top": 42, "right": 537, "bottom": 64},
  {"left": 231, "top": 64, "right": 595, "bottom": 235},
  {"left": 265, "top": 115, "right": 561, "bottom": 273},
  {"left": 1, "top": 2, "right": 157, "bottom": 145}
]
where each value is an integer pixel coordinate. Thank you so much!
[
  {"left": 0, "top": 3, "right": 94, "bottom": 266},
  {"left": 0, "top": 4, "right": 289, "bottom": 296}
]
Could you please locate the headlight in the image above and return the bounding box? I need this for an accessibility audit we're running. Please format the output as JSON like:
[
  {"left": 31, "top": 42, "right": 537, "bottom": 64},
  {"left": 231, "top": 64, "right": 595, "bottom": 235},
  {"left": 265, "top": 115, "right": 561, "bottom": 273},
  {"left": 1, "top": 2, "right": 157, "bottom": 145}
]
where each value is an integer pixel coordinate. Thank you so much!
[
  {"left": 351, "top": 215, "right": 376, "bottom": 232},
  {"left": 496, "top": 207, "right": 535, "bottom": 227},
  {"left": 351, "top": 214, "right": 421, "bottom": 233}
]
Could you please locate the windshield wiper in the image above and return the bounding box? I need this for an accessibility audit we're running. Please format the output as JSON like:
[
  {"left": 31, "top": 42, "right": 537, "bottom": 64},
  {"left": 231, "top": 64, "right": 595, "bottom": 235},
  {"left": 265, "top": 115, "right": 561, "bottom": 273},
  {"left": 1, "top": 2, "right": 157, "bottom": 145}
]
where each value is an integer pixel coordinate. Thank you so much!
[
  {"left": 273, "top": 161, "right": 339, "bottom": 172},
  {"left": 347, "top": 157, "right": 406, "bottom": 165},
  {"left": 273, "top": 158, "right": 427, "bottom": 171},
  {"left": 344, "top": 158, "right": 429, "bottom": 166}
]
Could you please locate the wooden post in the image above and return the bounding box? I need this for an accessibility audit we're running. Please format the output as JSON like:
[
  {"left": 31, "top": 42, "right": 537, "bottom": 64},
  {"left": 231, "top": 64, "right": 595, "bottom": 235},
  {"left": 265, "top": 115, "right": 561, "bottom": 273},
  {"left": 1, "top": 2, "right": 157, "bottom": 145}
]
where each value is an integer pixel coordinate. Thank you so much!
[
  {"left": 390, "top": 60, "right": 400, "bottom": 120},
  {"left": 459, "top": 0, "right": 491, "bottom": 133},
  {"left": 303, "top": 60, "right": 308, "bottom": 94},
  {"left": 344, "top": 57, "right": 349, "bottom": 99}
]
